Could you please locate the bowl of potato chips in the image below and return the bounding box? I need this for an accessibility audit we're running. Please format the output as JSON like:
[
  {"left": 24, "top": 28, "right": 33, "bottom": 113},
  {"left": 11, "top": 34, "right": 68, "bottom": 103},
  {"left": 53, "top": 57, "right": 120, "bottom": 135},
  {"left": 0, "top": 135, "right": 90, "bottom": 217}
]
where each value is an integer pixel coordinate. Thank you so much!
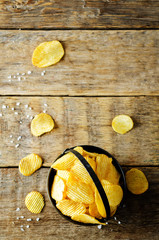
[{"left": 47, "top": 145, "right": 126, "bottom": 225}]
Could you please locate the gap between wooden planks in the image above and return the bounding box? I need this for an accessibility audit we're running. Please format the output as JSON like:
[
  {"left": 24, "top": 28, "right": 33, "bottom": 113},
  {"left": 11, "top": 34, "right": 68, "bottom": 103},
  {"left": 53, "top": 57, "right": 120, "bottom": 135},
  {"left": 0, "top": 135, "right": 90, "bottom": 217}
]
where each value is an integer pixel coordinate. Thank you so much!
[
  {"left": 0, "top": 96, "right": 158, "bottom": 167},
  {"left": 0, "top": 167, "right": 158, "bottom": 240},
  {"left": 0, "top": 0, "right": 159, "bottom": 29},
  {"left": 0, "top": 30, "right": 158, "bottom": 96}
]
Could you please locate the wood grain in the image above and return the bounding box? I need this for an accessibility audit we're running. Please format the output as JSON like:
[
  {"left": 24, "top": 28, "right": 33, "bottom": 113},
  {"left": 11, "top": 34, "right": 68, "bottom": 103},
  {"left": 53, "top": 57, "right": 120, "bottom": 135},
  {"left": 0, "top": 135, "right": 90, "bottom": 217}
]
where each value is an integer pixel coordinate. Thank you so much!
[
  {"left": 0, "top": 96, "right": 158, "bottom": 167},
  {"left": 0, "top": 30, "right": 159, "bottom": 96},
  {"left": 0, "top": 167, "right": 158, "bottom": 240},
  {"left": 0, "top": 0, "right": 159, "bottom": 29}
]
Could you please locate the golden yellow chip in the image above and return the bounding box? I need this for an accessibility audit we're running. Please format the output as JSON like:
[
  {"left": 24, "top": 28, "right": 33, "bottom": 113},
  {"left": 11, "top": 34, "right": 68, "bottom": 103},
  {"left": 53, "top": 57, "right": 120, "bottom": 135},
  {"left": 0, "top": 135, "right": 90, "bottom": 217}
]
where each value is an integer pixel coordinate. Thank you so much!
[
  {"left": 31, "top": 113, "right": 54, "bottom": 137},
  {"left": 66, "top": 174, "right": 94, "bottom": 204},
  {"left": 89, "top": 202, "right": 102, "bottom": 219},
  {"left": 56, "top": 170, "right": 70, "bottom": 181},
  {"left": 83, "top": 150, "right": 99, "bottom": 158},
  {"left": 51, "top": 146, "right": 83, "bottom": 170},
  {"left": 51, "top": 175, "right": 66, "bottom": 201},
  {"left": 32, "top": 40, "right": 64, "bottom": 68},
  {"left": 112, "top": 114, "right": 134, "bottom": 134},
  {"left": 19, "top": 153, "right": 42, "bottom": 176},
  {"left": 126, "top": 168, "right": 148, "bottom": 195},
  {"left": 110, "top": 205, "right": 117, "bottom": 217},
  {"left": 71, "top": 214, "right": 105, "bottom": 225},
  {"left": 96, "top": 154, "right": 112, "bottom": 181},
  {"left": 25, "top": 191, "right": 44, "bottom": 214},
  {"left": 56, "top": 200, "right": 86, "bottom": 217}
]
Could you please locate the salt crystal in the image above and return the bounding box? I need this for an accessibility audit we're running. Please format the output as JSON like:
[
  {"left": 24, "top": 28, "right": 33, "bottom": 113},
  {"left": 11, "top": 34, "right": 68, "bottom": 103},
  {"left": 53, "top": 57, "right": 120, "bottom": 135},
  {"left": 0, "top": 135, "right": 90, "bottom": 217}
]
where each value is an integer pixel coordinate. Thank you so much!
[
  {"left": 106, "top": 222, "right": 108, "bottom": 225},
  {"left": 17, "top": 136, "right": 22, "bottom": 141},
  {"left": 14, "top": 112, "right": 18, "bottom": 115},
  {"left": 26, "top": 225, "right": 30, "bottom": 228},
  {"left": 22, "top": 73, "right": 25, "bottom": 76},
  {"left": 10, "top": 140, "right": 13, "bottom": 143},
  {"left": 16, "top": 207, "right": 20, "bottom": 211},
  {"left": 118, "top": 221, "right": 121, "bottom": 224},
  {"left": 16, "top": 102, "right": 20, "bottom": 106},
  {"left": 43, "top": 110, "right": 46, "bottom": 113},
  {"left": 21, "top": 216, "right": 24, "bottom": 219},
  {"left": 13, "top": 75, "right": 16, "bottom": 79},
  {"left": 43, "top": 70, "right": 46, "bottom": 73},
  {"left": 44, "top": 103, "right": 48, "bottom": 107},
  {"left": 97, "top": 225, "right": 102, "bottom": 229},
  {"left": 27, "top": 71, "right": 32, "bottom": 75},
  {"left": 25, "top": 104, "right": 28, "bottom": 109},
  {"left": 41, "top": 72, "right": 45, "bottom": 76},
  {"left": 8, "top": 79, "right": 11, "bottom": 82},
  {"left": 10, "top": 135, "right": 13, "bottom": 138},
  {"left": 19, "top": 120, "right": 22, "bottom": 124},
  {"left": 18, "top": 77, "right": 21, "bottom": 81},
  {"left": 26, "top": 115, "right": 30, "bottom": 118},
  {"left": 0, "top": 113, "right": 2, "bottom": 117},
  {"left": 114, "top": 217, "right": 117, "bottom": 221},
  {"left": 27, "top": 218, "right": 32, "bottom": 221},
  {"left": 30, "top": 116, "right": 33, "bottom": 120},
  {"left": 6, "top": 106, "right": 9, "bottom": 108},
  {"left": 8, "top": 75, "right": 11, "bottom": 79},
  {"left": 20, "top": 225, "right": 23, "bottom": 228},
  {"left": 21, "top": 228, "right": 24, "bottom": 232},
  {"left": 15, "top": 144, "right": 20, "bottom": 148},
  {"left": 36, "top": 218, "right": 40, "bottom": 221},
  {"left": 23, "top": 77, "right": 26, "bottom": 80},
  {"left": 11, "top": 107, "right": 14, "bottom": 111},
  {"left": 17, "top": 73, "right": 20, "bottom": 75},
  {"left": 16, "top": 217, "right": 19, "bottom": 220},
  {"left": 28, "top": 107, "right": 32, "bottom": 110},
  {"left": 2, "top": 105, "right": 6, "bottom": 109}
]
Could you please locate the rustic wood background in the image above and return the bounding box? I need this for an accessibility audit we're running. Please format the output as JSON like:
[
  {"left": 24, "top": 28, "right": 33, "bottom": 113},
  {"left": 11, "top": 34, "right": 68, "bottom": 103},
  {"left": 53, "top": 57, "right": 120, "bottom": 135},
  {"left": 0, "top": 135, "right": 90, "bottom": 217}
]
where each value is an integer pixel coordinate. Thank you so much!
[{"left": 0, "top": 0, "right": 159, "bottom": 239}]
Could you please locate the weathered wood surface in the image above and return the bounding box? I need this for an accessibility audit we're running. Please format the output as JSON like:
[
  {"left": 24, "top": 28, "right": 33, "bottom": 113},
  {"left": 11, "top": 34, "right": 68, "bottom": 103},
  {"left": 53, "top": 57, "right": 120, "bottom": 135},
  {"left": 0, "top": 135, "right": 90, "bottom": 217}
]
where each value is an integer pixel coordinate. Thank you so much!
[
  {"left": 0, "top": 96, "right": 158, "bottom": 167},
  {"left": 0, "top": 167, "right": 158, "bottom": 240},
  {"left": 0, "top": 30, "right": 159, "bottom": 96},
  {"left": 0, "top": 0, "right": 159, "bottom": 29}
]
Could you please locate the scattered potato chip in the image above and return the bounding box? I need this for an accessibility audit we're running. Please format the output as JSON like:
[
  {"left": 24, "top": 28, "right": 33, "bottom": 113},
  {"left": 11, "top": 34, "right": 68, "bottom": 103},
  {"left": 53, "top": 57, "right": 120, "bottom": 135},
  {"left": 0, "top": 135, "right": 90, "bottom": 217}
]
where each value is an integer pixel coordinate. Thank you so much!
[
  {"left": 112, "top": 114, "right": 134, "bottom": 134},
  {"left": 57, "top": 170, "right": 70, "bottom": 181},
  {"left": 71, "top": 214, "right": 105, "bottom": 225},
  {"left": 32, "top": 40, "right": 64, "bottom": 68},
  {"left": 126, "top": 168, "right": 148, "bottom": 195},
  {"left": 89, "top": 202, "right": 102, "bottom": 219},
  {"left": 25, "top": 191, "right": 44, "bottom": 214},
  {"left": 51, "top": 175, "right": 66, "bottom": 201},
  {"left": 31, "top": 113, "right": 54, "bottom": 137},
  {"left": 56, "top": 200, "right": 86, "bottom": 217},
  {"left": 19, "top": 153, "right": 42, "bottom": 176},
  {"left": 66, "top": 174, "right": 94, "bottom": 204},
  {"left": 51, "top": 147, "right": 83, "bottom": 170}
]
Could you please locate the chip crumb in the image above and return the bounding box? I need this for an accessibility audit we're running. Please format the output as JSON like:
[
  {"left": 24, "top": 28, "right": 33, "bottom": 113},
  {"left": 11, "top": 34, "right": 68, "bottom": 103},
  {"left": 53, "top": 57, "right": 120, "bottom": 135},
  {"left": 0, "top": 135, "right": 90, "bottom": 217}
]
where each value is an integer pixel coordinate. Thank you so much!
[
  {"left": 17, "top": 136, "right": 22, "bottom": 141},
  {"left": 26, "top": 225, "right": 30, "bottom": 228},
  {"left": 36, "top": 217, "right": 40, "bottom": 221},
  {"left": 2, "top": 105, "right": 6, "bottom": 109},
  {"left": 118, "top": 221, "right": 121, "bottom": 224},
  {"left": 15, "top": 144, "right": 20, "bottom": 148},
  {"left": 97, "top": 225, "right": 102, "bottom": 229},
  {"left": 27, "top": 71, "right": 32, "bottom": 75},
  {"left": 21, "top": 216, "right": 24, "bottom": 219},
  {"left": 21, "top": 228, "right": 24, "bottom": 232},
  {"left": 27, "top": 218, "right": 32, "bottom": 221},
  {"left": 16, "top": 207, "right": 20, "bottom": 211}
]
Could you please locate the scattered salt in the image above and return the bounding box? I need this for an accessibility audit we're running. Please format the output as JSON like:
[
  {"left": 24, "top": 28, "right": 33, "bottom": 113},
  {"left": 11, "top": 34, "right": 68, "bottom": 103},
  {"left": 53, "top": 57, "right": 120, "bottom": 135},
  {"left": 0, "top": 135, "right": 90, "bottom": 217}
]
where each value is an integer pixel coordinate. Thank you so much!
[
  {"left": 114, "top": 217, "right": 117, "bottom": 221},
  {"left": 10, "top": 140, "right": 13, "bottom": 143},
  {"left": 10, "top": 135, "right": 13, "bottom": 138},
  {"left": 0, "top": 113, "right": 2, "bottom": 117},
  {"left": 21, "top": 216, "right": 24, "bottom": 219},
  {"left": 43, "top": 110, "right": 46, "bottom": 113},
  {"left": 17, "top": 73, "right": 20, "bottom": 75},
  {"left": 23, "top": 77, "right": 26, "bottom": 80},
  {"left": 16, "top": 217, "right": 19, "bottom": 220},
  {"left": 16, "top": 102, "right": 20, "bottom": 106},
  {"left": 118, "top": 221, "right": 121, "bottom": 224},
  {"left": 16, "top": 207, "right": 20, "bottom": 211},
  {"left": 25, "top": 104, "right": 28, "bottom": 109},
  {"left": 11, "top": 107, "right": 14, "bottom": 111},
  {"left": 15, "top": 144, "right": 20, "bottom": 148},
  {"left": 44, "top": 103, "right": 48, "bottom": 107},
  {"left": 41, "top": 72, "right": 45, "bottom": 76},
  {"left": 26, "top": 115, "right": 30, "bottom": 118},
  {"left": 26, "top": 225, "right": 30, "bottom": 228},
  {"left": 97, "top": 225, "right": 102, "bottom": 229},
  {"left": 8, "top": 75, "right": 11, "bottom": 79},
  {"left": 30, "top": 116, "right": 33, "bottom": 120},
  {"left": 13, "top": 75, "right": 16, "bottom": 79},
  {"left": 106, "top": 222, "right": 108, "bottom": 225},
  {"left": 14, "top": 112, "right": 18, "bottom": 115},
  {"left": 18, "top": 77, "right": 21, "bottom": 81},
  {"left": 21, "top": 228, "right": 24, "bottom": 232},
  {"left": 28, "top": 107, "right": 32, "bottom": 110},
  {"left": 36, "top": 218, "right": 40, "bottom": 221},
  {"left": 2, "top": 105, "right": 6, "bottom": 109},
  {"left": 20, "top": 225, "right": 23, "bottom": 228},
  {"left": 8, "top": 79, "right": 11, "bottom": 82},
  {"left": 27, "top": 218, "right": 32, "bottom": 222},
  {"left": 27, "top": 71, "right": 32, "bottom": 75},
  {"left": 17, "top": 136, "right": 22, "bottom": 141},
  {"left": 22, "top": 73, "right": 25, "bottom": 76},
  {"left": 19, "top": 120, "right": 22, "bottom": 124}
]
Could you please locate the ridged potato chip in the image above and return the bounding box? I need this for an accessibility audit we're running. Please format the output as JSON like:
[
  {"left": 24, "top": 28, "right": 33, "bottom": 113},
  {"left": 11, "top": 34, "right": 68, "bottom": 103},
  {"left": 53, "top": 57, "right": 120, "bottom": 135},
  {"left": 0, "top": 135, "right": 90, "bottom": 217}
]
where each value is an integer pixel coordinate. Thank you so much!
[
  {"left": 56, "top": 200, "right": 86, "bottom": 217},
  {"left": 51, "top": 175, "right": 66, "bottom": 202},
  {"left": 19, "top": 153, "right": 42, "bottom": 176},
  {"left": 71, "top": 214, "right": 105, "bottom": 225},
  {"left": 32, "top": 40, "right": 64, "bottom": 68},
  {"left": 126, "top": 168, "right": 148, "bottom": 195},
  {"left": 96, "top": 154, "right": 112, "bottom": 181},
  {"left": 83, "top": 150, "right": 99, "bottom": 158},
  {"left": 31, "top": 113, "right": 54, "bottom": 137},
  {"left": 112, "top": 114, "right": 134, "bottom": 134},
  {"left": 25, "top": 191, "right": 44, "bottom": 214},
  {"left": 89, "top": 202, "right": 102, "bottom": 219},
  {"left": 51, "top": 147, "right": 83, "bottom": 170},
  {"left": 57, "top": 170, "right": 70, "bottom": 181},
  {"left": 66, "top": 174, "right": 94, "bottom": 204}
]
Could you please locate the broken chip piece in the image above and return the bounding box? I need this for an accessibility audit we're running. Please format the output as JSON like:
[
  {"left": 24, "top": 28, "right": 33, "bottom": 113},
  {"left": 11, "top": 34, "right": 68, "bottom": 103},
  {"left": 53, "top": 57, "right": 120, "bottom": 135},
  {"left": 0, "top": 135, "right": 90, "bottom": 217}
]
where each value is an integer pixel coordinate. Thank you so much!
[
  {"left": 31, "top": 113, "right": 54, "bottom": 137},
  {"left": 126, "top": 168, "right": 148, "bottom": 195},
  {"left": 25, "top": 191, "right": 44, "bottom": 214},
  {"left": 19, "top": 153, "right": 42, "bottom": 176},
  {"left": 112, "top": 114, "right": 134, "bottom": 134},
  {"left": 32, "top": 40, "right": 64, "bottom": 68}
]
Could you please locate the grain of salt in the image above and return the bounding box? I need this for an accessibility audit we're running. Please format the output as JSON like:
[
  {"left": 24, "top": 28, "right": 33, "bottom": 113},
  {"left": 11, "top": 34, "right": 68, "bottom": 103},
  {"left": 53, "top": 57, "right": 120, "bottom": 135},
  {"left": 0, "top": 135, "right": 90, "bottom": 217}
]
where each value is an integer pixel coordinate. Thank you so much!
[
  {"left": 2, "top": 105, "right": 6, "bottom": 109},
  {"left": 0, "top": 113, "right": 2, "bottom": 117},
  {"left": 17, "top": 136, "right": 22, "bottom": 141},
  {"left": 16, "top": 207, "right": 20, "bottom": 211},
  {"left": 97, "top": 225, "right": 102, "bottom": 229},
  {"left": 15, "top": 144, "right": 20, "bottom": 148},
  {"left": 27, "top": 71, "right": 32, "bottom": 75},
  {"left": 27, "top": 218, "right": 32, "bottom": 221},
  {"left": 16, "top": 102, "right": 20, "bottom": 106},
  {"left": 36, "top": 218, "right": 40, "bottom": 221}
]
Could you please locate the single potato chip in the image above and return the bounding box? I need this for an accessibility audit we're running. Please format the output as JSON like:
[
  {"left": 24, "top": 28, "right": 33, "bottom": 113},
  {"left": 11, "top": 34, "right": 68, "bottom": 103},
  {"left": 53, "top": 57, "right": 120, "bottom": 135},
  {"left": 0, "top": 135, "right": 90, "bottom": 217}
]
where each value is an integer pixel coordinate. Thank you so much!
[
  {"left": 66, "top": 174, "right": 94, "bottom": 204},
  {"left": 112, "top": 114, "right": 134, "bottom": 134},
  {"left": 32, "top": 40, "right": 64, "bottom": 68},
  {"left": 89, "top": 202, "right": 102, "bottom": 219},
  {"left": 83, "top": 150, "right": 99, "bottom": 158},
  {"left": 96, "top": 154, "right": 112, "bottom": 181},
  {"left": 126, "top": 168, "right": 148, "bottom": 195},
  {"left": 51, "top": 175, "right": 66, "bottom": 201},
  {"left": 71, "top": 214, "right": 105, "bottom": 225},
  {"left": 56, "top": 200, "right": 86, "bottom": 217},
  {"left": 19, "top": 153, "right": 42, "bottom": 176},
  {"left": 51, "top": 147, "right": 83, "bottom": 170},
  {"left": 25, "top": 191, "right": 44, "bottom": 214},
  {"left": 31, "top": 113, "right": 54, "bottom": 137},
  {"left": 57, "top": 170, "right": 70, "bottom": 181}
]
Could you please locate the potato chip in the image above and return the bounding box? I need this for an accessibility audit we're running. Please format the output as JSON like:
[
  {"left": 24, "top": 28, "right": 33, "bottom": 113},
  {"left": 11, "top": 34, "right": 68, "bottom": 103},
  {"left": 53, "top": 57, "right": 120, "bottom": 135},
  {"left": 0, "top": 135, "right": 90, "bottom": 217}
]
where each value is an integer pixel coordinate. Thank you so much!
[
  {"left": 56, "top": 199, "right": 86, "bottom": 217},
  {"left": 89, "top": 202, "right": 102, "bottom": 219},
  {"left": 25, "top": 191, "right": 44, "bottom": 214},
  {"left": 112, "top": 114, "right": 134, "bottom": 134},
  {"left": 96, "top": 154, "right": 112, "bottom": 181},
  {"left": 51, "top": 146, "right": 83, "bottom": 170},
  {"left": 126, "top": 168, "right": 148, "bottom": 195},
  {"left": 110, "top": 205, "right": 117, "bottom": 217},
  {"left": 19, "top": 153, "right": 42, "bottom": 176},
  {"left": 66, "top": 174, "right": 94, "bottom": 204},
  {"left": 83, "top": 150, "right": 99, "bottom": 158},
  {"left": 106, "top": 163, "right": 120, "bottom": 185},
  {"left": 51, "top": 175, "right": 66, "bottom": 201},
  {"left": 71, "top": 214, "right": 105, "bottom": 225},
  {"left": 31, "top": 113, "right": 54, "bottom": 137},
  {"left": 71, "top": 156, "right": 96, "bottom": 185},
  {"left": 32, "top": 40, "right": 64, "bottom": 68},
  {"left": 57, "top": 170, "right": 70, "bottom": 181}
]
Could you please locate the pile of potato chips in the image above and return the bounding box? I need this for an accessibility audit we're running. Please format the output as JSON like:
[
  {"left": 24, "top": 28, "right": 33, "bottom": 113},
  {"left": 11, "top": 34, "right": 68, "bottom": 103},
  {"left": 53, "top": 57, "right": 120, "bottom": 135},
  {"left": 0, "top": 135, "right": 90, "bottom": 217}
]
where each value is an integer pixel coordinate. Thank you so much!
[{"left": 51, "top": 146, "right": 123, "bottom": 224}]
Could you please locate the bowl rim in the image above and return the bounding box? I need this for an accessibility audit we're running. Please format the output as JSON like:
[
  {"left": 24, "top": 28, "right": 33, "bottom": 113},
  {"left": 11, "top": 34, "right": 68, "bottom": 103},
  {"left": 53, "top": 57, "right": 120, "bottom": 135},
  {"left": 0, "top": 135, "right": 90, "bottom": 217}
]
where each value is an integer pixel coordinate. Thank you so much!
[{"left": 47, "top": 145, "right": 126, "bottom": 225}]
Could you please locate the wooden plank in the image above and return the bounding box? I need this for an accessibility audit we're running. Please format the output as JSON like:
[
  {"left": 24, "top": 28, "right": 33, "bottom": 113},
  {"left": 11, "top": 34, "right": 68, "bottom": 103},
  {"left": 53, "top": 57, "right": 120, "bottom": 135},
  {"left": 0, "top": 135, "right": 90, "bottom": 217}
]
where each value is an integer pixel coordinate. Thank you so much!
[
  {"left": 0, "top": 1, "right": 159, "bottom": 29},
  {"left": 0, "top": 167, "right": 158, "bottom": 240},
  {"left": 0, "top": 96, "right": 158, "bottom": 167},
  {"left": 0, "top": 30, "right": 159, "bottom": 96}
]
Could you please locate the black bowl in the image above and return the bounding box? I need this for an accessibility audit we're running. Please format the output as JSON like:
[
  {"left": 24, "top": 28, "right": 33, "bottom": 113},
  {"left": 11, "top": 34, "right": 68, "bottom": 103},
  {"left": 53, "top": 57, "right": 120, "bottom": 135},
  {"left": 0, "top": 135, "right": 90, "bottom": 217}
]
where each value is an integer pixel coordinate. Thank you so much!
[{"left": 47, "top": 145, "right": 126, "bottom": 225}]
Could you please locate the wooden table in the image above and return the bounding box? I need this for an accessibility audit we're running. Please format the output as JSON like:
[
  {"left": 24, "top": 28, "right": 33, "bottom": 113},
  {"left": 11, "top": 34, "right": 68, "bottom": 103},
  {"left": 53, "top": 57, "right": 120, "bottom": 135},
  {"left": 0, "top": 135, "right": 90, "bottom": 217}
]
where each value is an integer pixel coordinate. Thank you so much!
[{"left": 0, "top": 1, "right": 159, "bottom": 239}]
